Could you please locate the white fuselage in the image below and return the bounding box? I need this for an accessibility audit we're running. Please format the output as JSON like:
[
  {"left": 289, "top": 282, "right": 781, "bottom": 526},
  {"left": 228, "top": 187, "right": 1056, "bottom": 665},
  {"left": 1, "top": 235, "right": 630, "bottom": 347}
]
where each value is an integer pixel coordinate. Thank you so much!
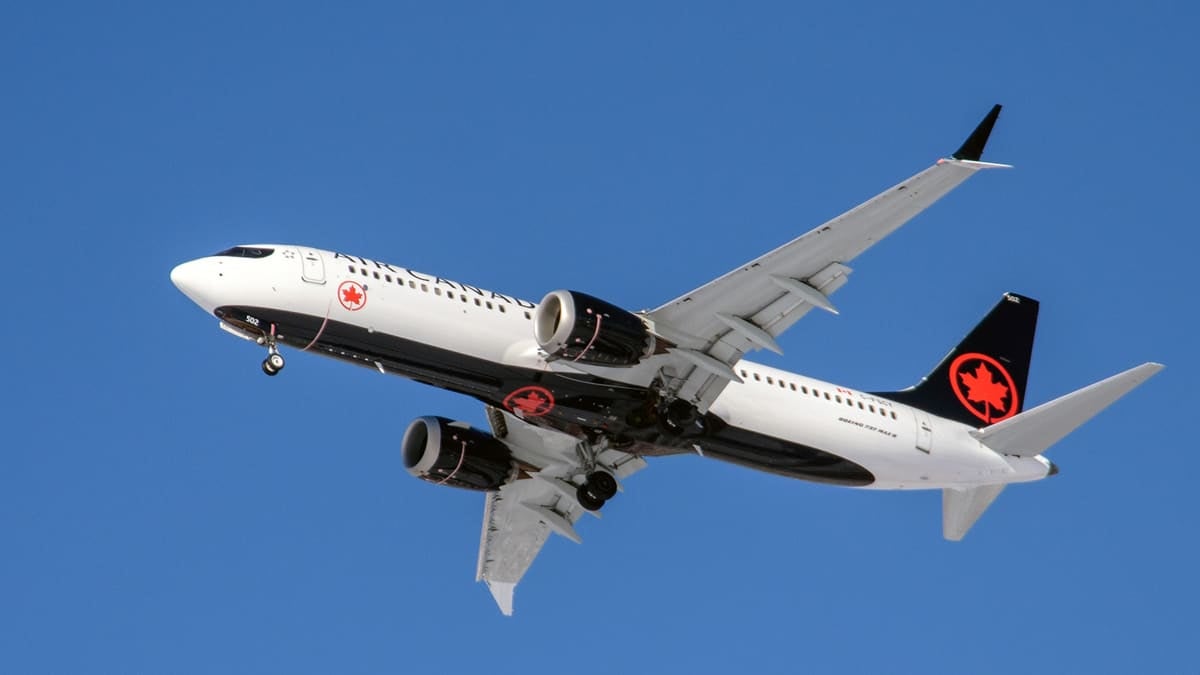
[{"left": 171, "top": 245, "right": 1053, "bottom": 491}]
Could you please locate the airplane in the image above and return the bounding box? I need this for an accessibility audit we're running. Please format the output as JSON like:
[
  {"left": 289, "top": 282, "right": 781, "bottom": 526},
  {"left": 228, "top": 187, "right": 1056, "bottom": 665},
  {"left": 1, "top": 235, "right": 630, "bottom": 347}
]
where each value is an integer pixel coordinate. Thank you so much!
[{"left": 170, "top": 105, "right": 1162, "bottom": 615}]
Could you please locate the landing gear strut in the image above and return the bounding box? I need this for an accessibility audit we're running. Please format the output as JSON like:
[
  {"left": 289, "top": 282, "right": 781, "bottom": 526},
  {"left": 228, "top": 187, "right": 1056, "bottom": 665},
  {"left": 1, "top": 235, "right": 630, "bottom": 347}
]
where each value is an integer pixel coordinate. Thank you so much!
[{"left": 258, "top": 324, "right": 285, "bottom": 376}]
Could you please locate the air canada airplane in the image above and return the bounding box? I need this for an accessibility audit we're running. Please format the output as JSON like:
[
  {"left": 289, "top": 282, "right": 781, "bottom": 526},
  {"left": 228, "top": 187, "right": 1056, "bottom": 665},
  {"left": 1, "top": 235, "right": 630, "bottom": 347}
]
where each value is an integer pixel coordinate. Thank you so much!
[{"left": 171, "top": 105, "right": 1161, "bottom": 615}]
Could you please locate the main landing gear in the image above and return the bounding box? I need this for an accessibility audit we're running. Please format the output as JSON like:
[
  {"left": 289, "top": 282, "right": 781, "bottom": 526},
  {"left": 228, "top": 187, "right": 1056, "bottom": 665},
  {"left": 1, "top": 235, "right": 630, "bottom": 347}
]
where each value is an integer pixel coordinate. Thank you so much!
[
  {"left": 257, "top": 325, "right": 286, "bottom": 376},
  {"left": 576, "top": 470, "right": 618, "bottom": 511},
  {"left": 657, "top": 397, "right": 707, "bottom": 437}
]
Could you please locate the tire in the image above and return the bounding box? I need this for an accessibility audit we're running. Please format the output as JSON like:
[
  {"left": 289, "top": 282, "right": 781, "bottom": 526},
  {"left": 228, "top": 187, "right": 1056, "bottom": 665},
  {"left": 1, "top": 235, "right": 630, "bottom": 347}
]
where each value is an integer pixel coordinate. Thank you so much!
[
  {"left": 262, "top": 360, "right": 279, "bottom": 376},
  {"left": 586, "top": 471, "right": 618, "bottom": 501},
  {"left": 267, "top": 353, "right": 285, "bottom": 370},
  {"left": 576, "top": 484, "right": 606, "bottom": 511}
]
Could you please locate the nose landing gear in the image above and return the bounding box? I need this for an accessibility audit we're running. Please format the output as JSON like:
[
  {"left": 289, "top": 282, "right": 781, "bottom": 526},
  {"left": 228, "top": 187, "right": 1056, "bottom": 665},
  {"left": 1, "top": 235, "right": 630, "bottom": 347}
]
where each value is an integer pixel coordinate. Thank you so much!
[
  {"left": 261, "top": 349, "right": 285, "bottom": 376},
  {"left": 257, "top": 324, "right": 286, "bottom": 376}
]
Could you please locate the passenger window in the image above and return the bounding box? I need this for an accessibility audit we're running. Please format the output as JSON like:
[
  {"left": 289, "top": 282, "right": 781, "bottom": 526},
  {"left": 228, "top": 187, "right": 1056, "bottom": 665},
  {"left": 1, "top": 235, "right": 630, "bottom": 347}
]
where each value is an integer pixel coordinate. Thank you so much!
[
  {"left": 361, "top": 269, "right": 368, "bottom": 277},
  {"left": 486, "top": 302, "right": 493, "bottom": 310},
  {"left": 435, "top": 288, "right": 442, "bottom": 296},
  {"left": 385, "top": 274, "right": 392, "bottom": 283},
  {"left": 474, "top": 298, "right": 481, "bottom": 306},
  {"left": 835, "top": 395, "right": 842, "bottom": 403},
  {"left": 789, "top": 383, "right": 796, "bottom": 391},
  {"left": 373, "top": 272, "right": 380, "bottom": 280},
  {"left": 891, "top": 411, "right": 897, "bottom": 419},
  {"left": 408, "top": 280, "right": 416, "bottom": 289},
  {"left": 869, "top": 405, "right": 876, "bottom": 413},
  {"left": 753, "top": 373, "right": 761, "bottom": 382},
  {"left": 740, "top": 370, "right": 748, "bottom": 378},
  {"left": 524, "top": 312, "right": 531, "bottom": 320},
  {"left": 420, "top": 284, "right": 428, "bottom": 292},
  {"left": 857, "top": 401, "right": 864, "bottom": 409},
  {"left": 802, "top": 386, "right": 809, "bottom": 394},
  {"left": 499, "top": 305, "right": 506, "bottom": 313},
  {"left": 823, "top": 392, "right": 830, "bottom": 400},
  {"left": 348, "top": 266, "right": 356, "bottom": 274},
  {"left": 461, "top": 295, "right": 468, "bottom": 303},
  {"left": 779, "top": 380, "right": 786, "bottom": 388},
  {"left": 766, "top": 377, "right": 774, "bottom": 385}
]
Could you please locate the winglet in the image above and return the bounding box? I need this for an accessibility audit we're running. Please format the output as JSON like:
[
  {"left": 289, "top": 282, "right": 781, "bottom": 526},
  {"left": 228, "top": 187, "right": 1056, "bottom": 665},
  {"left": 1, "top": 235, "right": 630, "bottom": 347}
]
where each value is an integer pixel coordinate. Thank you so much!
[
  {"left": 952, "top": 104, "right": 1002, "bottom": 161},
  {"left": 486, "top": 581, "right": 516, "bottom": 616}
]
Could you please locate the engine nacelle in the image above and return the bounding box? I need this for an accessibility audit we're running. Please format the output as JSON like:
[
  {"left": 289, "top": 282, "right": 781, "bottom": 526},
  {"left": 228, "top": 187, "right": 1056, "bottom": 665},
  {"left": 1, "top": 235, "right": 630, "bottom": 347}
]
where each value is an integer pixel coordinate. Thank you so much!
[
  {"left": 402, "top": 416, "right": 516, "bottom": 491},
  {"left": 533, "top": 290, "right": 655, "bottom": 367}
]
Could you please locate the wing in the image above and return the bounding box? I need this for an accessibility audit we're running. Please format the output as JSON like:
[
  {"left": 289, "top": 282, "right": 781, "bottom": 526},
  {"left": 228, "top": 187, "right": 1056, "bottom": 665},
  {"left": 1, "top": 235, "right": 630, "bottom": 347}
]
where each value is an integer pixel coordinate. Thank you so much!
[
  {"left": 647, "top": 104, "right": 1009, "bottom": 413},
  {"left": 475, "top": 407, "right": 647, "bottom": 615}
]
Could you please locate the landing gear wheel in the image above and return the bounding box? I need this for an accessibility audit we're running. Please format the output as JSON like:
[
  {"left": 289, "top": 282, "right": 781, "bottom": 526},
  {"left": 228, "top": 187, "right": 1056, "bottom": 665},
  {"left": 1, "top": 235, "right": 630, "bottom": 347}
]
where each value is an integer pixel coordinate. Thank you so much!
[
  {"left": 585, "top": 471, "right": 618, "bottom": 501},
  {"left": 576, "top": 484, "right": 606, "bottom": 511},
  {"left": 259, "top": 324, "right": 285, "bottom": 377},
  {"left": 659, "top": 398, "right": 699, "bottom": 435}
]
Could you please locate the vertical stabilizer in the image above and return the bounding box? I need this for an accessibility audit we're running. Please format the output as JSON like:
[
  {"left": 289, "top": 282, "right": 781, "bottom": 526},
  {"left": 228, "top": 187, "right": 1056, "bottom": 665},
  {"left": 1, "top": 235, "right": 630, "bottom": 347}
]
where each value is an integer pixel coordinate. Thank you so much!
[{"left": 876, "top": 293, "right": 1038, "bottom": 426}]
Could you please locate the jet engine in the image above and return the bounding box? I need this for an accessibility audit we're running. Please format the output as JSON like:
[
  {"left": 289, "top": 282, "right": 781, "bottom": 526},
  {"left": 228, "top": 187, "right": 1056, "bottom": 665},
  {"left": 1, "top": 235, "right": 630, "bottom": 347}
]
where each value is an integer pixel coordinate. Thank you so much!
[
  {"left": 533, "top": 290, "right": 655, "bottom": 366},
  {"left": 402, "top": 416, "right": 516, "bottom": 491}
]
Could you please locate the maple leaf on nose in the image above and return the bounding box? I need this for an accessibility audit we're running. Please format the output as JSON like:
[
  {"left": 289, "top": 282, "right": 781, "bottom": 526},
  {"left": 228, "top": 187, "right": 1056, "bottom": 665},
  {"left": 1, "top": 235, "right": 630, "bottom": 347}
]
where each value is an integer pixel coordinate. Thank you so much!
[
  {"left": 959, "top": 363, "right": 1009, "bottom": 416},
  {"left": 342, "top": 286, "right": 363, "bottom": 305}
]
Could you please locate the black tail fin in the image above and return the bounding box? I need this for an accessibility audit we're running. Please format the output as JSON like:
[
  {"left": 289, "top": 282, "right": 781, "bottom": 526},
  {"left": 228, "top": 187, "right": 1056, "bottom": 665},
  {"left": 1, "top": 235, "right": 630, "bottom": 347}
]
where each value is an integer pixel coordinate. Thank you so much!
[{"left": 875, "top": 293, "right": 1039, "bottom": 426}]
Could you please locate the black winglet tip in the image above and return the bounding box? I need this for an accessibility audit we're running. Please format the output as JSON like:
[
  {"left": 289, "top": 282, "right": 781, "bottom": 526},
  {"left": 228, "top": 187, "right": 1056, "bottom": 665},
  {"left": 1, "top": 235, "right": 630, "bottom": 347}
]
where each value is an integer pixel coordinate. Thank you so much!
[{"left": 951, "top": 103, "right": 1003, "bottom": 161}]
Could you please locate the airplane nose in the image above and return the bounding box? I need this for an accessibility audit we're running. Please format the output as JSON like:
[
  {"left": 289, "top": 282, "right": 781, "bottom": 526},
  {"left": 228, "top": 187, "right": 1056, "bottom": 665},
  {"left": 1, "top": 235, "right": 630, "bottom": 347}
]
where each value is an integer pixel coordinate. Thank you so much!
[
  {"left": 170, "top": 260, "right": 201, "bottom": 294},
  {"left": 170, "top": 259, "right": 217, "bottom": 312}
]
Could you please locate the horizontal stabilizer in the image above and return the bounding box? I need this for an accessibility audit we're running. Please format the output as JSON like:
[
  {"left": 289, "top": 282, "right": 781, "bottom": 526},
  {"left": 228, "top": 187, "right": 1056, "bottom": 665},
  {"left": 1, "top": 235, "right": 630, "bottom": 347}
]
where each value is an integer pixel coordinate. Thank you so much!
[
  {"left": 943, "top": 484, "right": 1005, "bottom": 541},
  {"left": 971, "top": 363, "right": 1163, "bottom": 457}
]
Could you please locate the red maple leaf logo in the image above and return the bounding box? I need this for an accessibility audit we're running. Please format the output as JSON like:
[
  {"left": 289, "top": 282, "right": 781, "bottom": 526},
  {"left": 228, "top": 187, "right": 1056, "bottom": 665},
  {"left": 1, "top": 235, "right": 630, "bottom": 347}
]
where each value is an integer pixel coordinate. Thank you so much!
[
  {"left": 512, "top": 391, "right": 548, "bottom": 414},
  {"left": 502, "top": 386, "right": 555, "bottom": 417},
  {"left": 342, "top": 285, "right": 363, "bottom": 306},
  {"left": 958, "top": 363, "right": 1009, "bottom": 422}
]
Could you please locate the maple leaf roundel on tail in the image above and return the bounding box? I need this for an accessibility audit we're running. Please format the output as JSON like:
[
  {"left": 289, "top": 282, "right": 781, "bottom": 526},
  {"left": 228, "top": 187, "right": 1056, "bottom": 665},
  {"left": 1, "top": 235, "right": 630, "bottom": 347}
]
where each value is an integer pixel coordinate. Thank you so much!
[{"left": 948, "top": 352, "right": 1019, "bottom": 424}]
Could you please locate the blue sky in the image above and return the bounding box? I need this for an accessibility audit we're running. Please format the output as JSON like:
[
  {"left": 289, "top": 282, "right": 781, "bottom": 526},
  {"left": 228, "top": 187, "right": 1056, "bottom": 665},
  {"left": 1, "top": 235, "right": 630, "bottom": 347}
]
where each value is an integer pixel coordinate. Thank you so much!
[{"left": 2, "top": 2, "right": 1196, "bottom": 672}]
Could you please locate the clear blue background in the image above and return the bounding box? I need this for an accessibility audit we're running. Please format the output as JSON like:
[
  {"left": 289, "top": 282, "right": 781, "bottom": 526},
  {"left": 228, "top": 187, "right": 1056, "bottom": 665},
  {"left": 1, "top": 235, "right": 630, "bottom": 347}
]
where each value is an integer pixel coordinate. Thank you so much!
[{"left": 3, "top": 2, "right": 1195, "bottom": 672}]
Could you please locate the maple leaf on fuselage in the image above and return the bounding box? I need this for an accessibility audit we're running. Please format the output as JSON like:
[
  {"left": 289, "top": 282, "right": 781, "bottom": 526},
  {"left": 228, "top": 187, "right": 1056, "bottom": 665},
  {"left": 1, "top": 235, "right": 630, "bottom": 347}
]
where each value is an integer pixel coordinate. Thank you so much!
[
  {"left": 959, "top": 363, "right": 1009, "bottom": 419},
  {"left": 513, "top": 392, "right": 548, "bottom": 414}
]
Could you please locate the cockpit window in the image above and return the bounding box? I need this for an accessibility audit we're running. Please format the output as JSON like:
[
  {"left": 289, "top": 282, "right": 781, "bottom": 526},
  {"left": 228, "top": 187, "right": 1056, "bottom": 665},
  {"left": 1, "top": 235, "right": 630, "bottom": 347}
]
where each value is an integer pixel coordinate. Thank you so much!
[{"left": 213, "top": 246, "right": 274, "bottom": 259}]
